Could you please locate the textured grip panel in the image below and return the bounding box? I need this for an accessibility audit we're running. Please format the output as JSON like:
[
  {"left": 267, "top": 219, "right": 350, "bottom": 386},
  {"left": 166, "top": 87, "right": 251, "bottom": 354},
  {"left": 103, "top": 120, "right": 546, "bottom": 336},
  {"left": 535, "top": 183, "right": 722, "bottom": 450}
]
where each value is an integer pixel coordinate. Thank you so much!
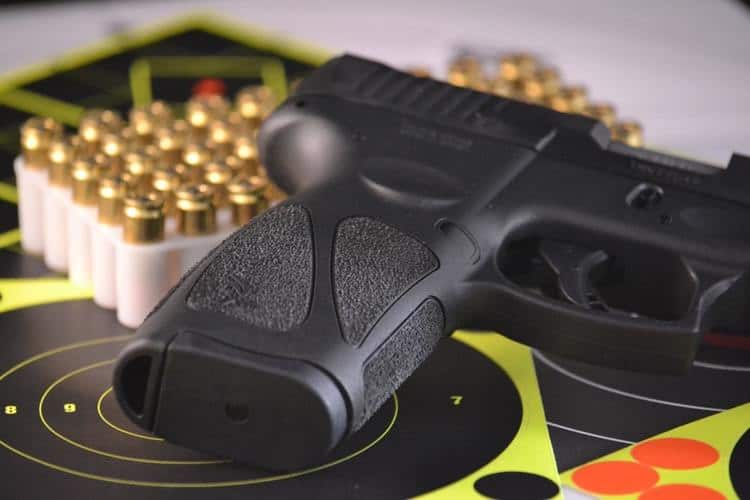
[
  {"left": 358, "top": 298, "right": 445, "bottom": 429},
  {"left": 333, "top": 217, "right": 438, "bottom": 345},
  {"left": 187, "top": 204, "right": 313, "bottom": 331}
]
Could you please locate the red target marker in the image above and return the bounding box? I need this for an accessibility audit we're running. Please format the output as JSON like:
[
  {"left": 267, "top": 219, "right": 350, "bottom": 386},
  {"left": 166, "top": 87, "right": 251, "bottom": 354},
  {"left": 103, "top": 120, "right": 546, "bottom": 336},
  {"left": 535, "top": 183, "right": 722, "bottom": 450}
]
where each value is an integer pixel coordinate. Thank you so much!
[
  {"left": 631, "top": 438, "right": 719, "bottom": 470},
  {"left": 639, "top": 484, "right": 726, "bottom": 500},
  {"left": 572, "top": 460, "right": 659, "bottom": 495},
  {"left": 192, "top": 78, "right": 226, "bottom": 97}
]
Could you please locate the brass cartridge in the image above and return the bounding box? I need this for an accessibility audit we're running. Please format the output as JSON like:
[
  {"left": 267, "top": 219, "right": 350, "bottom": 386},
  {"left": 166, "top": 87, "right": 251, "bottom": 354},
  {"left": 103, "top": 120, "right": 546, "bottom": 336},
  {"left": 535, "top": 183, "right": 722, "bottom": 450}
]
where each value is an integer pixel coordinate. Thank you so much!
[
  {"left": 235, "top": 85, "right": 275, "bottom": 126},
  {"left": 154, "top": 126, "right": 184, "bottom": 166},
  {"left": 206, "top": 119, "right": 234, "bottom": 156},
  {"left": 79, "top": 109, "right": 122, "bottom": 154},
  {"left": 545, "top": 85, "right": 588, "bottom": 113},
  {"left": 232, "top": 136, "right": 259, "bottom": 176},
  {"left": 584, "top": 103, "right": 617, "bottom": 128},
  {"left": 101, "top": 132, "right": 127, "bottom": 172},
  {"left": 71, "top": 158, "right": 99, "bottom": 206},
  {"left": 181, "top": 142, "right": 211, "bottom": 183},
  {"left": 227, "top": 177, "right": 262, "bottom": 226},
  {"left": 498, "top": 53, "right": 537, "bottom": 82},
  {"left": 151, "top": 167, "right": 181, "bottom": 216},
  {"left": 48, "top": 136, "right": 75, "bottom": 187},
  {"left": 519, "top": 67, "right": 561, "bottom": 102},
  {"left": 203, "top": 161, "right": 233, "bottom": 208},
  {"left": 448, "top": 55, "right": 484, "bottom": 88},
  {"left": 21, "top": 117, "right": 62, "bottom": 168},
  {"left": 124, "top": 150, "right": 156, "bottom": 193},
  {"left": 611, "top": 121, "right": 644, "bottom": 148},
  {"left": 175, "top": 184, "right": 216, "bottom": 236},
  {"left": 97, "top": 175, "right": 128, "bottom": 226},
  {"left": 123, "top": 193, "right": 165, "bottom": 244}
]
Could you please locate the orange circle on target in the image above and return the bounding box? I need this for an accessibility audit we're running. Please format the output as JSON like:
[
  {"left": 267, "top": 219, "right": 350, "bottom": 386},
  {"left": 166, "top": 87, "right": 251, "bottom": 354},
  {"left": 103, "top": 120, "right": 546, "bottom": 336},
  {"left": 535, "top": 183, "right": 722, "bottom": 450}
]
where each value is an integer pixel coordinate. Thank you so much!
[
  {"left": 572, "top": 460, "right": 659, "bottom": 495},
  {"left": 631, "top": 438, "right": 719, "bottom": 470},
  {"left": 639, "top": 484, "right": 726, "bottom": 500}
]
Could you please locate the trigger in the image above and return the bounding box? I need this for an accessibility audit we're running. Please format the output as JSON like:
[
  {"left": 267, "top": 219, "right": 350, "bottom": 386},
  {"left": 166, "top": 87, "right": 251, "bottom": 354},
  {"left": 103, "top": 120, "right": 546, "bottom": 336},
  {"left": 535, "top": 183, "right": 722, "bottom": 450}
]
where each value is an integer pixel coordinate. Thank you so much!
[{"left": 538, "top": 241, "right": 610, "bottom": 311}]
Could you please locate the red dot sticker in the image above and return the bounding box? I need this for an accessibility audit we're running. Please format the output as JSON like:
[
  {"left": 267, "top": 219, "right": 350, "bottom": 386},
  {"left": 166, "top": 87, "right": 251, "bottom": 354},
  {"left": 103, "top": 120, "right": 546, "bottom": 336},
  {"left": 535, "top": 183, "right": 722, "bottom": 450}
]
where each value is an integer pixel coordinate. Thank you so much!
[
  {"left": 632, "top": 438, "right": 720, "bottom": 470},
  {"left": 572, "top": 460, "right": 659, "bottom": 495},
  {"left": 639, "top": 484, "right": 726, "bottom": 500},
  {"left": 192, "top": 78, "right": 226, "bottom": 97}
]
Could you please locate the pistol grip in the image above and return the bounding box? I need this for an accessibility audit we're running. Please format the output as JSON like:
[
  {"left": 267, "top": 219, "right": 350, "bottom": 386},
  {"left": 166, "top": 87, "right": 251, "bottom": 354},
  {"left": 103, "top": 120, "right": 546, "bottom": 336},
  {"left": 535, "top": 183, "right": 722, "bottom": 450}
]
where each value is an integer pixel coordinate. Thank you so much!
[{"left": 114, "top": 202, "right": 446, "bottom": 469}]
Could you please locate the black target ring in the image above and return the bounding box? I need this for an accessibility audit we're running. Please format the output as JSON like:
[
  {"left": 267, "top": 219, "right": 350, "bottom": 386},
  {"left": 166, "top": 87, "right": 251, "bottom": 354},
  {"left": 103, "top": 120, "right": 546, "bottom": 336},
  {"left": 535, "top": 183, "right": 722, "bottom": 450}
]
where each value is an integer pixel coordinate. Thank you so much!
[
  {"left": 1, "top": 335, "right": 399, "bottom": 486},
  {"left": 0, "top": 301, "right": 527, "bottom": 498}
]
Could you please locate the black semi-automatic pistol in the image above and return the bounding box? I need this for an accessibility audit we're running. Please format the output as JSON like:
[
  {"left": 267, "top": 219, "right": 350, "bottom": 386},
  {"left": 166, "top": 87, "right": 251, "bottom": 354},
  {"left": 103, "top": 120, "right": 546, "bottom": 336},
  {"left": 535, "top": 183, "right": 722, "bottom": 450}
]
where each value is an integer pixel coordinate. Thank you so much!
[{"left": 114, "top": 54, "right": 750, "bottom": 470}]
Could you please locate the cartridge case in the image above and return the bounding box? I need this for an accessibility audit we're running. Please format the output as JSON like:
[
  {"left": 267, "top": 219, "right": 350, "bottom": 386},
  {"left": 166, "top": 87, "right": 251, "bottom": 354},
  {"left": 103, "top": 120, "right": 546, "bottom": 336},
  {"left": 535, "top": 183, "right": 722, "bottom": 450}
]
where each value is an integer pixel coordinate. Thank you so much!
[
  {"left": 117, "top": 195, "right": 171, "bottom": 328},
  {"left": 498, "top": 53, "right": 537, "bottom": 82},
  {"left": 519, "top": 67, "right": 560, "bottom": 102},
  {"left": 175, "top": 184, "right": 216, "bottom": 236},
  {"left": 611, "top": 121, "right": 644, "bottom": 148},
  {"left": 124, "top": 150, "right": 156, "bottom": 193},
  {"left": 154, "top": 126, "right": 184, "bottom": 166},
  {"left": 92, "top": 175, "right": 127, "bottom": 309},
  {"left": 203, "top": 161, "right": 233, "bottom": 209},
  {"left": 72, "top": 158, "right": 99, "bottom": 206},
  {"left": 406, "top": 66, "right": 432, "bottom": 78},
  {"left": 17, "top": 119, "right": 60, "bottom": 253},
  {"left": 41, "top": 135, "right": 73, "bottom": 266},
  {"left": 447, "top": 55, "right": 483, "bottom": 88},
  {"left": 186, "top": 95, "right": 229, "bottom": 137},
  {"left": 232, "top": 137, "right": 259, "bottom": 176},
  {"left": 101, "top": 133, "right": 127, "bottom": 173},
  {"left": 68, "top": 159, "right": 99, "bottom": 286},
  {"left": 129, "top": 101, "right": 172, "bottom": 145},
  {"left": 79, "top": 109, "right": 122, "bottom": 154},
  {"left": 546, "top": 85, "right": 588, "bottom": 113},
  {"left": 181, "top": 143, "right": 211, "bottom": 183},
  {"left": 227, "top": 177, "right": 262, "bottom": 225},
  {"left": 206, "top": 119, "right": 234, "bottom": 157},
  {"left": 151, "top": 167, "right": 181, "bottom": 216},
  {"left": 146, "top": 100, "right": 173, "bottom": 123},
  {"left": 97, "top": 175, "right": 127, "bottom": 226},
  {"left": 47, "top": 138, "right": 74, "bottom": 187},
  {"left": 123, "top": 193, "right": 165, "bottom": 244},
  {"left": 21, "top": 117, "right": 61, "bottom": 169},
  {"left": 235, "top": 85, "right": 275, "bottom": 127}
]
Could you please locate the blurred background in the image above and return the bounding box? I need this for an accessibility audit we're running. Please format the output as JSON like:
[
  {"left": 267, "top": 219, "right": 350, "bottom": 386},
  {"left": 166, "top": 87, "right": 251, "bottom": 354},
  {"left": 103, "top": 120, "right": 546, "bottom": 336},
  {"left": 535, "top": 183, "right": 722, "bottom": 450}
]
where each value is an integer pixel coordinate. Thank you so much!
[{"left": 0, "top": 0, "right": 748, "bottom": 164}]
